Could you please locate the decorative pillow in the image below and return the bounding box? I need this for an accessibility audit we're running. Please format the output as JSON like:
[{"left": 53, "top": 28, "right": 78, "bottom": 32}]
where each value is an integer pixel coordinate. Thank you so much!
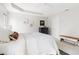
[
  {"left": 0, "top": 27, "right": 12, "bottom": 42},
  {"left": 9, "top": 36, "right": 16, "bottom": 41},
  {"left": 9, "top": 32, "right": 19, "bottom": 41}
]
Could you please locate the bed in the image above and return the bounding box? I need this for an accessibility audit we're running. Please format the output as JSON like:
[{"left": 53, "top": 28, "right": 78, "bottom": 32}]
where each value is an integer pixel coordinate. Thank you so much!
[
  {"left": 0, "top": 27, "right": 25, "bottom": 55},
  {"left": 23, "top": 32, "right": 59, "bottom": 55},
  {"left": 0, "top": 27, "right": 59, "bottom": 55},
  {"left": 0, "top": 34, "right": 25, "bottom": 55}
]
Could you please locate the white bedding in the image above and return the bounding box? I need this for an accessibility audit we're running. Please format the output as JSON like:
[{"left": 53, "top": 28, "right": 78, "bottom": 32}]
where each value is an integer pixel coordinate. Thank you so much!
[
  {"left": 0, "top": 32, "right": 59, "bottom": 55},
  {"left": 0, "top": 34, "right": 25, "bottom": 55},
  {"left": 23, "top": 32, "right": 59, "bottom": 55}
]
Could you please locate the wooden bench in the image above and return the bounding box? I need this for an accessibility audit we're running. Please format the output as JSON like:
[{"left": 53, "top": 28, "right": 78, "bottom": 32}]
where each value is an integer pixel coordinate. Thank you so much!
[
  {"left": 60, "top": 35, "right": 79, "bottom": 45},
  {"left": 60, "top": 35, "right": 79, "bottom": 41}
]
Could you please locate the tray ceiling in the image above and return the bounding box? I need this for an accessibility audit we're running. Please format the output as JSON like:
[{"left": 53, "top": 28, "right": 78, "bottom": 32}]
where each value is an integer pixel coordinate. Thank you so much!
[{"left": 4, "top": 3, "right": 79, "bottom": 16}]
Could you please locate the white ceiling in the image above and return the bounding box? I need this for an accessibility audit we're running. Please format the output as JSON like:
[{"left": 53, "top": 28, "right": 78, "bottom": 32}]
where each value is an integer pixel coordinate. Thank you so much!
[{"left": 5, "top": 3, "right": 79, "bottom": 16}]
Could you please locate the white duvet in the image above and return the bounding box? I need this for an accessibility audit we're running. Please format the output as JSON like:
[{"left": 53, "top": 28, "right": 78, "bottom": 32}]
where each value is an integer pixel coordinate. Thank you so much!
[
  {"left": 0, "top": 34, "right": 25, "bottom": 55},
  {"left": 0, "top": 32, "right": 59, "bottom": 55},
  {"left": 23, "top": 32, "right": 59, "bottom": 55}
]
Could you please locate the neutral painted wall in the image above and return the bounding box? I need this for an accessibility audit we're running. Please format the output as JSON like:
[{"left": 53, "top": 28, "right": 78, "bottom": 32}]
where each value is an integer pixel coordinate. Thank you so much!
[
  {"left": 0, "top": 4, "right": 9, "bottom": 29},
  {"left": 8, "top": 11, "right": 48, "bottom": 33},
  {"left": 59, "top": 8, "right": 79, "bottom": 35},
  {"left": 0, "top": 4, "right": 50, "bottom": 34},
  {"left": 0, "top": 3, "right": 58, "bottom": 36},
  {"left": 48, "top": 16, "right": 60, "bottom": 39},
  {"left": 50, "top": 7, "right": 79, "bottom": 40}
]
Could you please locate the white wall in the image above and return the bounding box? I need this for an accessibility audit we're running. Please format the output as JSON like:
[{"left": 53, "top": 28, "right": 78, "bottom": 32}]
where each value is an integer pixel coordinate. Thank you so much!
[
  {"left": 59, "top": 8, "right": 79, "bottom": 35},
  {"left": 0, "top": 3, "right": 58, "bottom": 35},
  {"left": 0, "top": 3, "right": 53, "bottom": 34},
  {"left": 0, "top": 4, "right": 9, "bottom": 29},
  {"left": 50, "top": 7, "right": 79, "bottom": 40},
  {"left": 48, "top": 16, "right": 60, "bottom": 39},
  {"left": 0, "top": 3, "right": 50, "bottom": 33},
  {"left": 8, "top": 11, "right": 48, "bottom": 33}
]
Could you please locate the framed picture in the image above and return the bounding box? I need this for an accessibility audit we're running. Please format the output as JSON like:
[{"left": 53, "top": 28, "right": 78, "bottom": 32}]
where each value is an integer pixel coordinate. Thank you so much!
[{"left": 40, "top": 20, "right": 45, "bottom": 26}]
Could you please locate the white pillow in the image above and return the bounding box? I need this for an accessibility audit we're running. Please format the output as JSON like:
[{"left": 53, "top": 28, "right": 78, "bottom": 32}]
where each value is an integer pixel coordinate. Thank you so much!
[{"left": 0, "top": 27, "right": 12, "bottom": 42}]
